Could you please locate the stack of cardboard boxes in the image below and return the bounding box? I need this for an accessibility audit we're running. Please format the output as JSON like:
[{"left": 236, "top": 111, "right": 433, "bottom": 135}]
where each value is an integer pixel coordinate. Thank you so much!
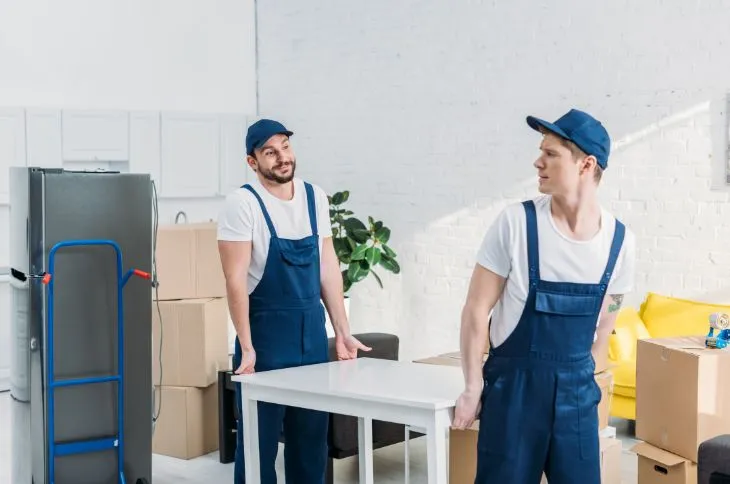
[
  {"left": 150, "top": 223, "right": 231, "bottom": 460},
  {"left": 415, "top": 344, "right": 622, "bottom": 483},
  {"left": 632, "top": 335, "right": 730, "bottom": 484}
]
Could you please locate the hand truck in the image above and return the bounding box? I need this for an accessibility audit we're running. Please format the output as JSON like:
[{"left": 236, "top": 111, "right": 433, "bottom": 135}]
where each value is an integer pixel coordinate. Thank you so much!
[{"left": 42, "top": 239, "right": 151, "bottom": 484}]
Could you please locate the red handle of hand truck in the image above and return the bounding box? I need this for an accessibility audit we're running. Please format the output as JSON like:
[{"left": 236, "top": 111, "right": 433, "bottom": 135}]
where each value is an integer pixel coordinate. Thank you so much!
[
  {"left": 133, "top": 269, "right": 152, "bottom": 280},
  {"left": 42, "top": 274, "right": 52, "bottom": 284}
]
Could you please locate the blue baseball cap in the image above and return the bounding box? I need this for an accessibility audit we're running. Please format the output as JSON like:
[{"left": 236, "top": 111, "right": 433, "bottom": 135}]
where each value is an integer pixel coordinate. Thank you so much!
[
  {"left": 526, "top": 109, "right": 611, "bottom": 169},
  {"left": 246, "top": 119, "right": 293, "bottom": 155}
]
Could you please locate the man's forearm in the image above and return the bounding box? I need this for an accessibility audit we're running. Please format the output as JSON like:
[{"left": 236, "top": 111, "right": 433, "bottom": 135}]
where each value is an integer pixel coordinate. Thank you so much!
[
  {"left": 461, "top": 305, "right": 490, "bottom": 393},
  {"left": 320, "top": 258, "right": 350, "bottom": 338},
  {"left": 226, "top": 280, "right": 253, "bottom": 351}
]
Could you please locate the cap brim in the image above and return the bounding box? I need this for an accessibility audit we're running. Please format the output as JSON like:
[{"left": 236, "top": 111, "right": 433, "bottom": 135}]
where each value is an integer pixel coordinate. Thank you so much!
[
  {"left": 250, "top": 129, "right": 294, "bottom": 153},
  {"left": 526, "top": 116, "right": 569, "bottom": 140}
]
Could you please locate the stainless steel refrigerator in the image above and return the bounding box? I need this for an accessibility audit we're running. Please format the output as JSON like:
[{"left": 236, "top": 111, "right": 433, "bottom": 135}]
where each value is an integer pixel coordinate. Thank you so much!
[{"left": 9, "top": 167, "right": 154, "bottom": 484}]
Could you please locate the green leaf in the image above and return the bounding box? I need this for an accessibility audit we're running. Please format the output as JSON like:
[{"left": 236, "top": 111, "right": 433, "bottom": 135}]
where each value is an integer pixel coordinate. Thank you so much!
[
  {"left": 350, "top": 244, "right": 368, "bottom": 261},
  {"left": 374, "top": 221, "right": 383, "bottom": 231},
  {"left": 350, "top": 229, "right": 370, "bottom": 243},
  {"left": 342, "top": 270, "right": 352, "bottom": 293},
  {"left": 332, "top": 192, "right": 345, "bottom": 205},
  {"left": 347, "top": 260, "right": 369, "bottom": 283},
  {"left": 341, "top": 191, "right": 350, "bottom": 203},
  {"left": 382, "top": 244, "right": 397, "bottom": 258},
  {"left": 343, "top": 217, "right": 367, "bottom": 233},
  {"left": 368, "top": 216, "right": 375, "bottom": 228},
  {"left": 365, "top": 247, "right": 381, "bottom": 266},
  {"left": 346, "top": 236, "right": 357, "bottom": 251},
  {"left": 370, "top": 268, "right": 383, "bottom": 288},
  {"left": 375, "top": 226, "right": 391, "bottom": 244},
  {"left": 379, "top": 255, "right": 400, "bottom": 274}
]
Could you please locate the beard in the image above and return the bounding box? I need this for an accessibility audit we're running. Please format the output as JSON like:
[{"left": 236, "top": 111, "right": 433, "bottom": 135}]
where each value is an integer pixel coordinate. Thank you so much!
[{"left": 259, "top": 159, "right": 296, "bottom": 184}]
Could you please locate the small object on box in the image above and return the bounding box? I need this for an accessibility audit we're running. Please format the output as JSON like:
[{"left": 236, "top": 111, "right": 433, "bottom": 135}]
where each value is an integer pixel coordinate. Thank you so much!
[{"left": 706, "top": 312, "right": 730, "bottom": 349}]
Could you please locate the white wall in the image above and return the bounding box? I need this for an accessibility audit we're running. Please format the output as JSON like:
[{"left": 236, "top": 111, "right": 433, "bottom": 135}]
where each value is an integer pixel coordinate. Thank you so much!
[
  {"left": 0, "top": 0, "right": 257, "bottom": 390},
  {"left": 255, "top": 0, "right": 730, "bottom": 360}
]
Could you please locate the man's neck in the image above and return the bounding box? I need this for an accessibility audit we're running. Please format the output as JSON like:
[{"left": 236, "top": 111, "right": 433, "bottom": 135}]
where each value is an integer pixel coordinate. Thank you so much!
[
  {"left": 257, "top": 175, "right": 295, "bottom": 201},
  {"left": 549, "top": 188, "right": 601, "bottom": 241}
]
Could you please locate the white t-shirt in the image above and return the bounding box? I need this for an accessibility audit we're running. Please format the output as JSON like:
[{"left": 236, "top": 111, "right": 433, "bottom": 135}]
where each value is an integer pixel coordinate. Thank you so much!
[
  {"left": 217, "top": 177, "right": 332, "bottom": 294},
  {"left": 477, "top": 195, "right": 636, "bottom": 349}
]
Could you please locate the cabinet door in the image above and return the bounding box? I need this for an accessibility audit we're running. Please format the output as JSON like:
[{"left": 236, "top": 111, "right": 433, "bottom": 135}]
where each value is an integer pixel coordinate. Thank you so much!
[
  {"left": 0, "top": 108, "right": 27, "bottom": 205},
  {"left": 62, "top": 110, "right": 129, "bottom": 162},
  {"left": 26, "top": 108, "right": 62, "bottom": 169},
  {"left": 219, "top": 114, "right": 249, "bottom": 195},
  {"left": 129, "top": 111, "right": 161, "bottom": 185},
  {"left": 160, "top": 113, "right": 220, "bottom": 198}
]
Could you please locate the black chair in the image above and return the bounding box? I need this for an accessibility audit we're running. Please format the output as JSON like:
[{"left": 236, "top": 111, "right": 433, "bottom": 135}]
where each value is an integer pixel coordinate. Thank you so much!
[
  {"left": 699, "top": 435, "right": 730, "bottom": 484},
  {"left": 217, "top": 332, "right": 422, "bottom": 484}
]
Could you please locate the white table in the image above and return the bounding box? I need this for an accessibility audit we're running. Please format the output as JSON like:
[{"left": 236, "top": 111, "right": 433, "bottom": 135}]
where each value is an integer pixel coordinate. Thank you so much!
[{"left": 231, "top": 357, "right": 464, "bottom": 484}]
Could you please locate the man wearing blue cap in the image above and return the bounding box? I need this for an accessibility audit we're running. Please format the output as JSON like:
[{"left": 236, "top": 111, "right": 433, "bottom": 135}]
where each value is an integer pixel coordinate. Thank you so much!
[
  {"left": 217, "top": 119, "right": 371, "bottom": 483},
  {"left": 453, "top": 109, "right": 636, "bottom": 483}
]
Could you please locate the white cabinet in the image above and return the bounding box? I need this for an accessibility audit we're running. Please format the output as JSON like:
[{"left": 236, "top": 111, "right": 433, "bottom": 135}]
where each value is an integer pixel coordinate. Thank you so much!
[
  {"left": 0, "top": 108, "right": 27, "bottom": 205},
  {"left": 160, "top": 112, "right": 220, "bottom": 198},
  {"left": 26, "top": 108, "right": 63, "bottom": 169},
  {"left": 219, "top": 114, "right": 249, "bottom": 195},
  {"left": 61, "top": 110, "right": 130, "bottom": 162},
  {"left": 129, "top": 111, "right": 161, "bottom": 184},
  {"left": 0, "top": 106, "right": 251, "bottom": 203}
]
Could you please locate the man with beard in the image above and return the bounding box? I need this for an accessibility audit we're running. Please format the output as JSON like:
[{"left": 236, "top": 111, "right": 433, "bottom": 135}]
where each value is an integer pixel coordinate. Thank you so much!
[{"left": 217, "top": 119, "right": 371, "bottom": 484}]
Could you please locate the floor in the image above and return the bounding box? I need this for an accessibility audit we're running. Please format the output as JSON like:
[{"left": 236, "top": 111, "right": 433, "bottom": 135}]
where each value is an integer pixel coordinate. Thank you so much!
[{"left": 0, "top": 391, "right": 639, "bottom": 483}]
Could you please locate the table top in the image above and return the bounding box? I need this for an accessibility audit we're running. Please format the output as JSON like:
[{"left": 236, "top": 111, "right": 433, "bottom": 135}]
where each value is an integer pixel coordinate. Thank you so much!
[{"left": 231, "top": 357, "right": 465, "bottom": 410}]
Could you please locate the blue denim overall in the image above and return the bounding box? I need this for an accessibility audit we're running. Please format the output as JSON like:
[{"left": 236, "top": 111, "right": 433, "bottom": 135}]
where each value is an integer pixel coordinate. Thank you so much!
[
  {"left": 233, "top": 182, "right": 329, "bottom": 484},
  {"left": 475, "top": 200, "right": 624, "bottom": 484}
]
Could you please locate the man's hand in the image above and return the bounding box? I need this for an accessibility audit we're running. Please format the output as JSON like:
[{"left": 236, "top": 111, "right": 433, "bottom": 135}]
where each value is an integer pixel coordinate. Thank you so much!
[
  {"left": 453, "top": 389, "right": 482, "bottom": 430},
  {"left": 234, "top": 348, "right": 256, "bottom": 375},
  {"left": 335, "top": 334, "right": 372, "bottom": 360}
]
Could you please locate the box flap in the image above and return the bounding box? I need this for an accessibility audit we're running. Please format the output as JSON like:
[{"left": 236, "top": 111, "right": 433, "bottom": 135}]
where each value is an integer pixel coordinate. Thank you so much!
[{"left": 631, "top": 441, "right": 688, "bottom": 466}]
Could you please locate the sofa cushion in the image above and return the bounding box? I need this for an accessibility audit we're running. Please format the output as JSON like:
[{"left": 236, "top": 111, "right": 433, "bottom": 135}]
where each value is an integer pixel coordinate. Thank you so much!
[
  {"left": 640, "top": 292, "right": 730, "bottom": 338},
  {"left": 610, "top": 360, "right": 637, "bottom": 398},
  {"left": 609, "top": 307, "right": 650, "bottom": 362}
]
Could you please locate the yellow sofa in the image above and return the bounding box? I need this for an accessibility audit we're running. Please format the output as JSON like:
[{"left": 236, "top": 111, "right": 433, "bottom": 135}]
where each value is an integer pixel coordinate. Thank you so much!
[{"left": 607, "top": 292, "right": 730, "bottom": 421}]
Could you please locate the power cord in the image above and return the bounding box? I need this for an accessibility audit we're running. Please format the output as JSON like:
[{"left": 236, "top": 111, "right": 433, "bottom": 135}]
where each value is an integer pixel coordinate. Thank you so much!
[{"left": 151, "top": 179, "right": 163, "bottom": 434}]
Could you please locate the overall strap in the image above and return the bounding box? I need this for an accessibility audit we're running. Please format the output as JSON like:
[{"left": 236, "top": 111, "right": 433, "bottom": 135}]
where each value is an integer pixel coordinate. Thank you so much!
[
  {"left": 522, "top": 200, "right": 540, "bottom": 285},
  {"left": 242, "top": 184, "right": 278, "bottom": 238},
  {"left": 599, "top": 219, "right": 626, "bottom": 291},
  {"left": 304, "top": 182, "right": 318, "bottom": 237}
]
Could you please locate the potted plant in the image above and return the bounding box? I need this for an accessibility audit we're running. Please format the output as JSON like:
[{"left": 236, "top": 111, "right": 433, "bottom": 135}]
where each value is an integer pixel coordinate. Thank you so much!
[{"left": 324, "top": 190, "right": 400, "bottom": 333}]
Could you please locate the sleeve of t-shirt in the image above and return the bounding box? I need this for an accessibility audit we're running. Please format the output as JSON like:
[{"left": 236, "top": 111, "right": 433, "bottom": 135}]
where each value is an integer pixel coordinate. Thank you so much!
[
  {"left": 475, "top": 207, "right": 513, "bottom": 278},
  {"left": 314, "top": 185, "right": 333, "bottom": 238},
  {"left": 217, "top": 192, "right": 254, "bottom": 242},
  {"left": 607, "top": 227, "right": 636, "bottom": 295}
]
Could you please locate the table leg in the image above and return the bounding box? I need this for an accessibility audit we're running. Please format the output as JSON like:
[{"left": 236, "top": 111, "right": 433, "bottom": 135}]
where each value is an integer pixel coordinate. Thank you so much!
[
  {"left": 242, "top": 389, "right": 260, "bottom": 484},
  {"left": 358, "top": 417, "right": 374, "bottom": 484},
  {"left": 426, "top": 411, "right": 448, "bottom": 484}
]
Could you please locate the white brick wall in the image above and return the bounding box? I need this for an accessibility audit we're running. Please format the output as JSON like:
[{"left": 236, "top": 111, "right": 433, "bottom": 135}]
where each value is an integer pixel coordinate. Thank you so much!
[{"left": 256, "top": 0, "right": 730, "bottom": 360}]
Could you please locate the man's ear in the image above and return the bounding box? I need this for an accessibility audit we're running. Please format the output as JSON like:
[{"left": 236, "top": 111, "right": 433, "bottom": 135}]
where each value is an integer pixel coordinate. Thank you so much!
[
  {"left": 580, "top": 155, "right": 598, "bottom": 175},
  {"left": 246, "top": 154, "right": 257, "bottom": 171}
]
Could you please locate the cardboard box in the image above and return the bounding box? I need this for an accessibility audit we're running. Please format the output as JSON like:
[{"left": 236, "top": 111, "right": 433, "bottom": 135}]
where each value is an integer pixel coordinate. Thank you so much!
[
  {"left": 632, "top": 441, "right": 697, "bottom": 484},
  {"left": 152, "top": 383, "right": 219, "bottom": 459},
  {"left": 152, "top": 298, "right": 230, "bottom": 388},
  {"left": 596, "top": 370, "right": 613, "bottom": 430},
  {"left": 155, "top": 223, "right": 226, "bottom": 300},
  {"left": 636, "top": 336, "right": 730, "bottom": 462},
  {"left": 449, "top": 422, "right": 621, "bottom": 484}
]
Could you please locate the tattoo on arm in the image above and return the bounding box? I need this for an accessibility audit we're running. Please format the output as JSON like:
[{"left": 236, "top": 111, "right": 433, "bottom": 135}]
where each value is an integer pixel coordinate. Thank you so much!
[{"left": 608, "top": 294, "right": 624, "bottom": 313}]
